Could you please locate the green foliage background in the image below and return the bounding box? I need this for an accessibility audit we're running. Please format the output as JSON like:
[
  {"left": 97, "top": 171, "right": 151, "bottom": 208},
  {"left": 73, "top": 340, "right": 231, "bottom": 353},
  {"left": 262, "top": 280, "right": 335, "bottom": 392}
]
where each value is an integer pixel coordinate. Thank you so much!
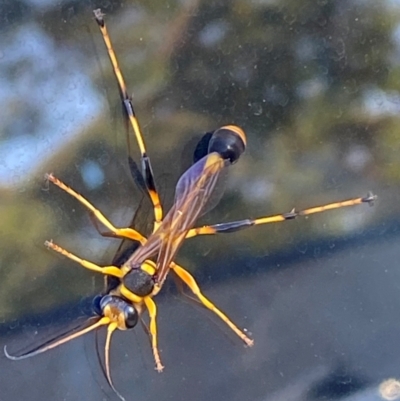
[{"left": 0, "top": 0, "right": 394, "bottom": 321}]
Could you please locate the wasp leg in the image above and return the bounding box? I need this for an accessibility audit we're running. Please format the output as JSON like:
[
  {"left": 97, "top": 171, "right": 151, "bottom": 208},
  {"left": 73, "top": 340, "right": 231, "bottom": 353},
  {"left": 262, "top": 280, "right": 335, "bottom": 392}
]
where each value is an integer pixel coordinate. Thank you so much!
[
  {"left": 45, "top": 240, "right": 123, "bottom": 278},
  {"left": 186, "top": 192, "right": 376, "bottom": 238},
  {"left": 88, "top": 212, "right": 147, "bottom": 246},
  {"left": 143, "top": 296, "right": 164, "bottom": 372},
  {"left": 93, "top": 9, "right": 162, "bottom": 231},
  {"left": 46, "top": 173, "right": 145, "bottom": 243},
  {"left": 171, "top": 262, "right": 254, "bottom": 347},
  {"left": 172, "top": 272, "right": 204, "bottom": 307}
]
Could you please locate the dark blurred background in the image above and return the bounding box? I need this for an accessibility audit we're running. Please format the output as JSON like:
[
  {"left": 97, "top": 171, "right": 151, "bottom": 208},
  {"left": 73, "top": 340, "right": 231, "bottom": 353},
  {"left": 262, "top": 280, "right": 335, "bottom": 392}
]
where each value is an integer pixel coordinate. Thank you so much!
[{"left": 0, "top": 0, "right": 398, "bottom": 400}]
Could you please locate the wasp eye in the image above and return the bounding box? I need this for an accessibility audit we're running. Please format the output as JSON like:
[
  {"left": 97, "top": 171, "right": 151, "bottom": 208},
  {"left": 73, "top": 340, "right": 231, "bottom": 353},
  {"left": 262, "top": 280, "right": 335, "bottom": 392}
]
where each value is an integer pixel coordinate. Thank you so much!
[
  {"left": 193, "top": 132, "right": 214, "bottom": 163},
  {"left": 92, "top": 295, "right": 103, "bottom": 316},
  {"left": 124, "top": 304, "right": 138, "bottom": 329}
]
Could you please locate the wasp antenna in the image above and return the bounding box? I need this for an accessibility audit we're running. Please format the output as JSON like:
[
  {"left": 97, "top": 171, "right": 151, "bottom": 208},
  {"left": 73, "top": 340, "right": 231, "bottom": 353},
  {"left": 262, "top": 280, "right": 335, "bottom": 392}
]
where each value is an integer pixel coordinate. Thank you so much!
[
  {"left": 104, "top": 323, "right": 125, "bottom": 401},
  {"left": 4, "top": 317, "right": 109, "bottom": 360}
]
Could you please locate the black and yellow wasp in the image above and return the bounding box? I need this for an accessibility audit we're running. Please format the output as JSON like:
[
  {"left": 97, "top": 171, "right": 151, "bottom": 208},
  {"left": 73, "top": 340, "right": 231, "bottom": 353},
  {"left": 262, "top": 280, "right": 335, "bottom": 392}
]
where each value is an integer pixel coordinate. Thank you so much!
[{"left": 5, "top": 8, "right": 376, "bottom": 401}]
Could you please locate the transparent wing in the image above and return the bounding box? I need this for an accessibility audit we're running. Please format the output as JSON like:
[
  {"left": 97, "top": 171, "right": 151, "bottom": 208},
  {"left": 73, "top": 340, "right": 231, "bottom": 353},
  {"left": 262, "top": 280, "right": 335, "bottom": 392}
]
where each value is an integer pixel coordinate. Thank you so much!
[
  {"left": 185, "top": 131, "right": 229, "bottom": 217},
  {"left": 125, "top": 152, "right": 226, "bottom": 285},
  {"left": 154, "top": 154, "right": 224, "bottom": 284}
]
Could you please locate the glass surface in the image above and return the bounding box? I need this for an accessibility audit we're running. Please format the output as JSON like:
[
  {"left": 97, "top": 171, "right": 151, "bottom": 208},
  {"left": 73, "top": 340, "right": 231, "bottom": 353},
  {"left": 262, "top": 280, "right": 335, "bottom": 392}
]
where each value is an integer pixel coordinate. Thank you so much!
[{"left": 0, "top": 0, "right": 396, "bottom": 400}]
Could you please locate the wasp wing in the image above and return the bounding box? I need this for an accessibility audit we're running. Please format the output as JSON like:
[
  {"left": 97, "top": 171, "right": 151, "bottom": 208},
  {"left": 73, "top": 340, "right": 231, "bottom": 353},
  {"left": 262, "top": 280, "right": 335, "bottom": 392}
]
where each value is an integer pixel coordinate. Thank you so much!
[
  {"left": 185, "top": 131, "right": 229, "bottom": 217},
  {"left": 154, "top": 153, "right": 225, "bottom": 284},
  {"left": 123, "top": 153, "right": 225, "bottom": 286}
]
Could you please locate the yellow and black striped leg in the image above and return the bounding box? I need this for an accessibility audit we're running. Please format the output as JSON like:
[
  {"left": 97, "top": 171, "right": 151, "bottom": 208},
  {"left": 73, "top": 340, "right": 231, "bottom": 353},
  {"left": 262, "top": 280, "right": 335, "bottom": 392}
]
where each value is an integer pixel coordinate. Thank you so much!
[
  {"left": 45, "top": 240, "right": 123, "bottom": 278},
  {"left": 93, "top": 9, "right": 163, "bottom": 231},
  {"left": 171, "top": 262, "right": 254, "bottom": 347},
  {"left": 143, "top": 297, "right": 164, "bottom": 372},
  {"left": 186, "top": 192, "right": 376, "bottom": 238},
  {"left": 88, "top": 211, "right": 147, "bottom": 247},
  {"left": 172, "top": 272, "right": 204, "bottom": 308},
  {"left": 46, "top": 173, "right": 145, "bottom": 243}
]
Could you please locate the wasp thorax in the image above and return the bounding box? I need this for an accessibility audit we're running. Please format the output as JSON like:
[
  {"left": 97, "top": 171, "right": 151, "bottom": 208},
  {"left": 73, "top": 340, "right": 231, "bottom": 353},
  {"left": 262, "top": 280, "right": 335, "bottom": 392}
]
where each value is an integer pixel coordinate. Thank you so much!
[
  {"left": 208, "top": 125, "right": 246, "bottom": 164},
  {"left": 122, "top": 269, "right": 155, "bottom": 297}
]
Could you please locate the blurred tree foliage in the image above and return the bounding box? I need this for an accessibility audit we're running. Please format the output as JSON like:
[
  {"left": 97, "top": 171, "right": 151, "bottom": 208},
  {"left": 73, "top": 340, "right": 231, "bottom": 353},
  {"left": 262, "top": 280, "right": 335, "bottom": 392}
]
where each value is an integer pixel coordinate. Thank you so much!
[{"left": 0, "top": 0, "right": 396, "bottom": 318}]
